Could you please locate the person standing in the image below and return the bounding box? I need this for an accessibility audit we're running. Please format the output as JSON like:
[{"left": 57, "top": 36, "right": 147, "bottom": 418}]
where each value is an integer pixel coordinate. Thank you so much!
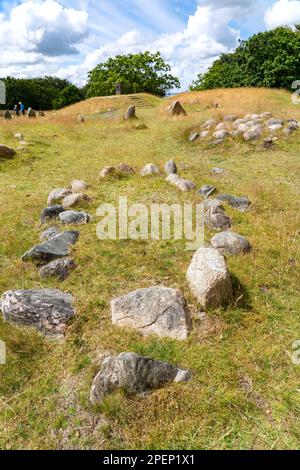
[
  {"left": 20, "top": 102, "right": 25, "bottom": 115},
  {"left": 14, "top": 104, "right": 20, "bottom": 116}
]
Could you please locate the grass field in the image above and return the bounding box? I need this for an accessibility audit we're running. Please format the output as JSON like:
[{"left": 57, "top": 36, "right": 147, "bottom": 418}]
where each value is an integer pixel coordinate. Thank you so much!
[{"left": 0, "top": 88, "right": 300, "bottom": 450}]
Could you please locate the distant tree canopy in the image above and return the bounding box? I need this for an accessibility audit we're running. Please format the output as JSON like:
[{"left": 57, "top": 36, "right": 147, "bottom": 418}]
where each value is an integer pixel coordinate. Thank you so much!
[
  {"left": 190, "top": 27, "right": 300, "bottom": 91},
  {"left": 1, "top": 76, "right": 84, "bottom": 110},
  {"left": 52, "top": 84, "right": 85, "bottom": 110},
  {"left": 86, "top": 51, "right": 180, "bottom": 97}
]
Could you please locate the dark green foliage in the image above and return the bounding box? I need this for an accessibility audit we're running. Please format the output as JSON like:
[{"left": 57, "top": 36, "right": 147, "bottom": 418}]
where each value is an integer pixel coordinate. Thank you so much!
[
  {"left": 52, "top": 84, "right": 85, "bottom": 109},
  {"left": 86, "top": 51, "right": 180, "bottom": 97},
  {"left": 190, "top": 27, "right": 300, "bottom": 91}
]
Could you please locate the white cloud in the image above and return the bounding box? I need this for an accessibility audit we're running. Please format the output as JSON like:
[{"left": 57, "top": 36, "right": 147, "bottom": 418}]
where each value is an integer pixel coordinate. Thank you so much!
[{"left": 265, "top": 0, "right": 300, "bottom": 29}]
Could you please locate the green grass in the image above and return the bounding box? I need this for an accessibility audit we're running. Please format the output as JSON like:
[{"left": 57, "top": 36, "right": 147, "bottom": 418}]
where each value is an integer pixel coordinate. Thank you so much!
[{"left": 0, "top": 88, "right": 300, "bottom": 449}]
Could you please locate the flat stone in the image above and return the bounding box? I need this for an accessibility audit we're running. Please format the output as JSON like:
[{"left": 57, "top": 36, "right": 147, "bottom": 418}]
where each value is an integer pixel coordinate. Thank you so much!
[
  {"left": 216, "top": 194, "right": 251, "bottom": 212},
  {"left": 213, "top": 130, "right": 229, "bottom": 139},
  {"left": 211, "top": 231, "right": 251, "bottom": 255},
  {"left": 268, "top": 124, "right": 283, "bottom": 132},
  {"left": 71, "top": 180, "right": 89, "bottom": 193},
  {"left": 212, "top": 167, "right": 224, "bottom": 175},
  {"left": 62, "top": 193, "right": 91, "bottom": 209},
  {"left": 267, "top": 118, "right": 284, "bottom": 127},
  {"left": 233, "top": 118, "right": 248, "bottom": 128},
  {"left": 186, "top": 247, "right": 233, "bottom": 308},
  {"left": 198, "top": 184, "right": 216, "bottom": 198},
  {"left": 39, "top": 258, "right": 76, "bottom": 280},
  {"left": 40, "top": 227, "right": 60, "bottom": 241},
  {"left": 166, "top": 174, "right": 196, "bottom": 192},
  {"left": 40, "top": 205, "right": 65, "bottom": 224},
  {"left": 111, "top": 286, "right": 192, "bottom": 340},
  {"left": 59, "top": 211, "right": 91, "bottom": 225},
  {"left": 47, "top": 188, "right": 72, "bottom": 206},
  {"left": 22, "top": 231, "right": 79, "bottom": 264},
  {"left": 200, "top": 130, "right": 210, "bottom": 138},
  {"left": 202, "top": 119, "right": 217, "bottom": 129},
  {"left": 0, "top": 145, "right": 16, "bottom": 159},
  {"left": 164, "top": 160, "right": 177, "bottom": 175},
  {"left": 0, "top": 289, "right": 75, "bottom": 337},
  {"left": 90, "top": 353, "right": 191, "bottom": 405},
  {"left": 140, "top": 164, "right": 160, "bottom": 176}
]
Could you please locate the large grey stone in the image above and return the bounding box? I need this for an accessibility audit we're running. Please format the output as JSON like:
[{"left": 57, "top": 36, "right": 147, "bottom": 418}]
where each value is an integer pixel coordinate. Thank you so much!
[
  {"left": 202, "top": 118, "right": 217, "bottom": 129},
  {"left": 62, "top": 193, "right": 91, "bottom": 209},
  {"left": 40, "top": 205, "right": 65, "bottom": 224},
  {"left": 111, "top": 286, "right": 192, "bottom": 340},
  {"left": 140, "top": 164, "right": 160, "bottom": 176},
  {"left": 166, "top": 174, "right": 196, "bottom": 192},
  {"left": 59, "top": 211, "right": 91, "bottom": 225},
  {"left": 204, "top": 199, "right": 232, "bottom": 231},
  {"left": 0, "top": 145, "right": 16, "bottom": 159},
  {"left": 22, "top": 231, "right": 79, "bottom": 264},
  {"left": 90, "top": 353, "right": 191, "bottom": 405},
  {"left": 164, "top": 160, "right": 177, "bottom": 175},
  {"left": 243, "top": 126, "right": 262, "bottom": 141},
  {"left": 4, "top": 111, "right": 12, "bottom": 119},
  {"left": 189, "top": 132, "right": 200, "bottom": 142},
  {"left": 40, "top": 227, "right": 60, "bottom": 241},
  {"left": 71, "top": 180, "right": 89, "bottom": 193},
  {"left": 39, "top": 258, "right": 76, "bottom": 280},
  {"left": 0, "top": 289, "right": 75, "bottom": 337},
  {"left": 213, "top": 130, "right": 229, "bottom": 139},
  {"left": 216, "top": 194, "right": 251, "bottom": 212},
  {"left": 124, "top": 105, "right": 137, "bottom": 120},
  {"left": 266, "top": 118, "right": 284, "bottom": 127},
  {"left": 211, "top": 231, "right": 251, "bottom": 255},
  {"left": 198, "top": 184, "right": 216, "bottom": 198},
  {"left": 47, "top": 188, "right": 72, "bottom": 206},
  {"left": 186, "top": 247, "right": 233, "bottom": 308}
]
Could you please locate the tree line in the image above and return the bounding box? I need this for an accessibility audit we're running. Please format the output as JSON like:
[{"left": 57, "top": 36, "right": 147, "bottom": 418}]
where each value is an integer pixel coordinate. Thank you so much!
[{"left": 1, "top": 26, "right": 299, "bottom": 110}]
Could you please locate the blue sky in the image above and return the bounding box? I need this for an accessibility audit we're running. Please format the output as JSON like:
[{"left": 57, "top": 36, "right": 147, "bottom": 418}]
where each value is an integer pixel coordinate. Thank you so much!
[{"left": 0, "top": 0, "right": 299, "bottom": 89}]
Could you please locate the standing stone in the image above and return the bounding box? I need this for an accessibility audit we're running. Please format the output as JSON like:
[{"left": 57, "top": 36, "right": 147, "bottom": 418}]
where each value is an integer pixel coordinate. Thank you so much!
[
  {"left": 22, "top": 231, "right": 79, "bottom": 264},
  {"left": 40, "top": 205, "right": 65, "bottom": 224},
  {"left": 4, "top": 111, "right": 12, "bottom": 119},
  {"left": 169, "top": 101, "right": 187, "bottom": 116},
  {"left": 78, "top": 114, "right": 85, "bottom": 123},
  {"left": 140, "top": 164, "right": 160, "bottom": 176},
  {"left": 71, "top": 180, "right": 89, "bottom": 193},
  {"left": 211, "top": 232, "right": 251, "bottom": 255},
  {"left": 111, "top": 286, "right": 192, "bottom": 340},
  {"left": 0, "top": 289, "right": 75, "bottom": 337},
  {"left": 124, "top": 105, "right": 137, "bottom": 120},
  {"left": 47, "top": 188, "right": 72, "bottom": 206},
  {"left": 164, "top": 160, "right": 177, "bottom": 175},
  {"left": 59, "top": 211, "right": 91, "bottom": 225},
  {"left": 0, "top": 145, "right": 16, "bottom": 159},
  {"left": 27, "top": 109, "right": 36, "bottom": 118},
  {"left": 39, "top": 258, "right": 76, "bottom": 280},
  {"left": 90, "top": 353, "right": 191, "bottom": 405},
  {"left": 186, "top": 247, "right": 233, "bottom": 308},
  {"left": 216, "top": 194, "right": 251, "bottom": 212}
]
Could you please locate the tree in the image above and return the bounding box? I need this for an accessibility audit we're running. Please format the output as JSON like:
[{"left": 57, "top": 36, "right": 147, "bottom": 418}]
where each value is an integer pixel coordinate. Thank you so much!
[
  {"left": 190, "top": 27, "right": 300, "bottom": 91},
  {"left": 86, "top": 51, "right": 180, "bottom": 97},
  {"left": 52, "top": 84, "right": 85, "bottom": 109}
]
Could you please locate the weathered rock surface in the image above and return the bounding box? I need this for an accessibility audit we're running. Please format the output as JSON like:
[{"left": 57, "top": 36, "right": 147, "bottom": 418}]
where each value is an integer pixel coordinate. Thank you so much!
[
  {"left": 14, "top": 132, "right": 24, "bottom": 140},
  {"left": 164, "top": 160, "right": 177, "bottom": 175},
  {"left": 39, "top": 258, "right": 76, "bottom": 280},
  {"left": 200, "top": 130, "right": 210, "bottom": 138},
  {"left": 0, "top": 145, "right": 16, "bottom": 159},
  {"left": 213, "top": 130, "right": 229, "bottom": 139},
  {"left": 71, "top": 179, "right": 89, "bottom": 193},
  {"left": 22, "top": 231, "right": 79, "bottom": 264},
  {"left": 204, "top": 200, "right": 232, "bottom": 231},
  {"left": 166, "top": 174, "right": 196, "bottom": 192},
  {"left": 62, "top": 193, "right": 91, "bottom": 209},
  {"left": 169, "top": 101, "right": 187, "bottom": 116},
  {"left": 287, "top": 121, "right": 298, "bottom": 131},
  {"left": 27, "top": 109, "right": 36, "bottom": 118},
  {"left": 99, "top": 166, "right": 115, "bottom": 178},
  {"left": 189, "top": 131, "right": 200, "bottom": 142},
  {"left": 202, "top": 118, "right": 217, "bottom": 129},
  {"left": 90, "top": 353, "right": 191, "bottom": 405},
  {"left": 216, "top": 194, "right": 251, "bottom": 212},
  {"left": 186, "top": 247, "right": 233, "bottom": 308},
  {"left": 47, "top": 188, "right": 72, "bottom": 206},
  {"left": 266, "top": 118, "right": 284, "bottom": 127},
  {"left": 117, "top": 163, "right": 135, "bottom": 174},
  {"left": 40, "top": 227, "right": 60, "bottom": 241},
  {"left": 124, "top": 105, "right": 137, "bottom": 120},
  {"left": 212, "top": 167, "right": 224, "bottom": 174},
  {"left": 111, "top": 286, "right": 192, "bottom": 340},
  {"left": 41, "top": 205, "right": 65, "bottom": 224},
  {"left": 140, "top": 163, "right": 160, "bottom": 176},
  {"left": 198, "top": 184, "right": 216, "bottom": 198},
  {"left": 211, "top": 231, "right": 251, "bottom": 255},
  {"left": 59, "top": 211, "right": 91, "bottom": 225},
  {"left": 243, "top": 126, "right": 262, "bottom": 141},
  {"left": 268, "top": 124, "right": 283, "bottom": 132},
  {"left": 4, "top": 110, "right": 12, "bottom": 119},
  {"left": 0, "top": 289, "right": 75, "bottom": 337}
]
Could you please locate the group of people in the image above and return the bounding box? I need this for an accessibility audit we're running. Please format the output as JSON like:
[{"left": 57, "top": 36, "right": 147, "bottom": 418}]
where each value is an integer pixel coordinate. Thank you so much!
[{"left": 13, "top": 102, "right": 32, "bottom": 116}]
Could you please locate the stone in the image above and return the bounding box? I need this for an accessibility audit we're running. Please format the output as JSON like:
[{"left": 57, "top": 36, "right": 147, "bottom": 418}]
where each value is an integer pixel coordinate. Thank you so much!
[
  {"left": 140, "top": 164, "right": 160, "bottom": 176},
  {"left": 14, "top": 132, "right": 23, "bottom": 140},
  {"left": 111, "top": 286, "right": 192, "bottom": 340},
  {"left": 211, "top": 231, "right": 251, "bottom": 255},
  {"left": 62, "top": 193, "right": 91, "bottom": 209},
  {"left": 0, "top": 145, "right": 16, "bottom": 159},
  {"left": 213, "top": 130, "right": 229, "bottom": 139},
  {"left": 200, "top": 131, "right": 210, "bottom": 138},
  {"left": 40, "top": 205, "right": 65, "bottom": 224},
  {"left": 117, "top": 163, "right": 135, "bottom": 174},
  {"left": 245, "top": 113, "right": 259, "bottom": 120},
  {"left": 287, "top": 121, "right": 298, "bottom": 131},
  {"left": 212, "top": 139, "right": 224, "bottom": 146},
  {"left": 27, "top": 109, "right": 36, "bottom": 118},
  {"left": 186, "top": 247, "right": 233, "bottom": 308},
  {"left": 215, "top": 123, "right": 227, "bottom": 131},
  {"left": 38, "top": 111, "right": 45, "bottom": 117},
  {"left": 71, "top": 180, "right": 89, "bottom": 193},
  {"left": 216, "top": 194, "right": 251, "bottom": 212},
  {"left": 164, "top": 160, "right": 177, "bottom": 175},
  {"left": 4, "top": 110, "right": 12, "bottom": 119},
  {"left": 40, "top": 227, "right": 60, "bottom": 241},
  {"left": 268, "top": 124, "right": 283, "bottom": 132},
  {"left": 189, "top": 132, "right": 200, "bottom": 142},
  {"left": 205, "top": 206, "right": 232, "bottom": 231},
  {"left": 124, "top": 105, "right": 137, "bottom": 120},
  {"left": 59, "top": 211, "right": 91, "bottom": 225},
  {"left": 78, "top": 114, "right": 85, "bottom": 123},
  {"left": 266, "top": 118, "right": 284, "bottom": 127},
  {"left": 166, "top": 174, "right": 196, "bottom": 192},
  {"left": 47, "top": 188, "right": 72, "bottom": 206},
  {"left": 99, "top": 166, "right": 116, "bottom": 178},
  {"left": 0, "top": 289, "right": 75, "bottom": 337},
  {"left": 223, "top": 115, "right": 238, "bottom": 122},
  {"left": 230, "top": 130, "right": 241, "bottom": 138},
  {"left": 212, "top": 167, "right": 224, "bottom": 174},
  {"left": 243, "top": 126, "right": 262, "bottom": 141},
  {"left": 90, "top": 353, "right": 191, "bottom": 405},
  {"left": 135, "top": 123, "right": 147, "bottom": 130},
  {"left": 39, "top": 258, "right": 76, "bottom": 280},
  {"left": 22, "top": 231, "right": 79, "bottom": 264},
  {"left": 169, "top": 101, "right": 187, "bottom": 116},
  {"left": 233, "top": 118, "right": 248, "bottom": 128},
  {"left": 198, "top": 184, "right": 216, "bottom": 198},
  {"left": 202, "top": 119, "right": 217, "bottom": 129},
  {"left": 263, "top": 136, "right": 276, "bottom": 149}
]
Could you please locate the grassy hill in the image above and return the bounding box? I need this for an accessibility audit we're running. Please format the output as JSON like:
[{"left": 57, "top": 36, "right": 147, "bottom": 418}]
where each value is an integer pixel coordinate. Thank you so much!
[{"left": 0, "top": 88, "right": 300, "bottom": 450}]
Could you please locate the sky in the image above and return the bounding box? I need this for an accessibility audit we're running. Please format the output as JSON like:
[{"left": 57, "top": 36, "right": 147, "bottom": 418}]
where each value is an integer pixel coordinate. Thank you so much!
[{"left": 0, "top": 0, "right": 300, "bottom": 90}]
